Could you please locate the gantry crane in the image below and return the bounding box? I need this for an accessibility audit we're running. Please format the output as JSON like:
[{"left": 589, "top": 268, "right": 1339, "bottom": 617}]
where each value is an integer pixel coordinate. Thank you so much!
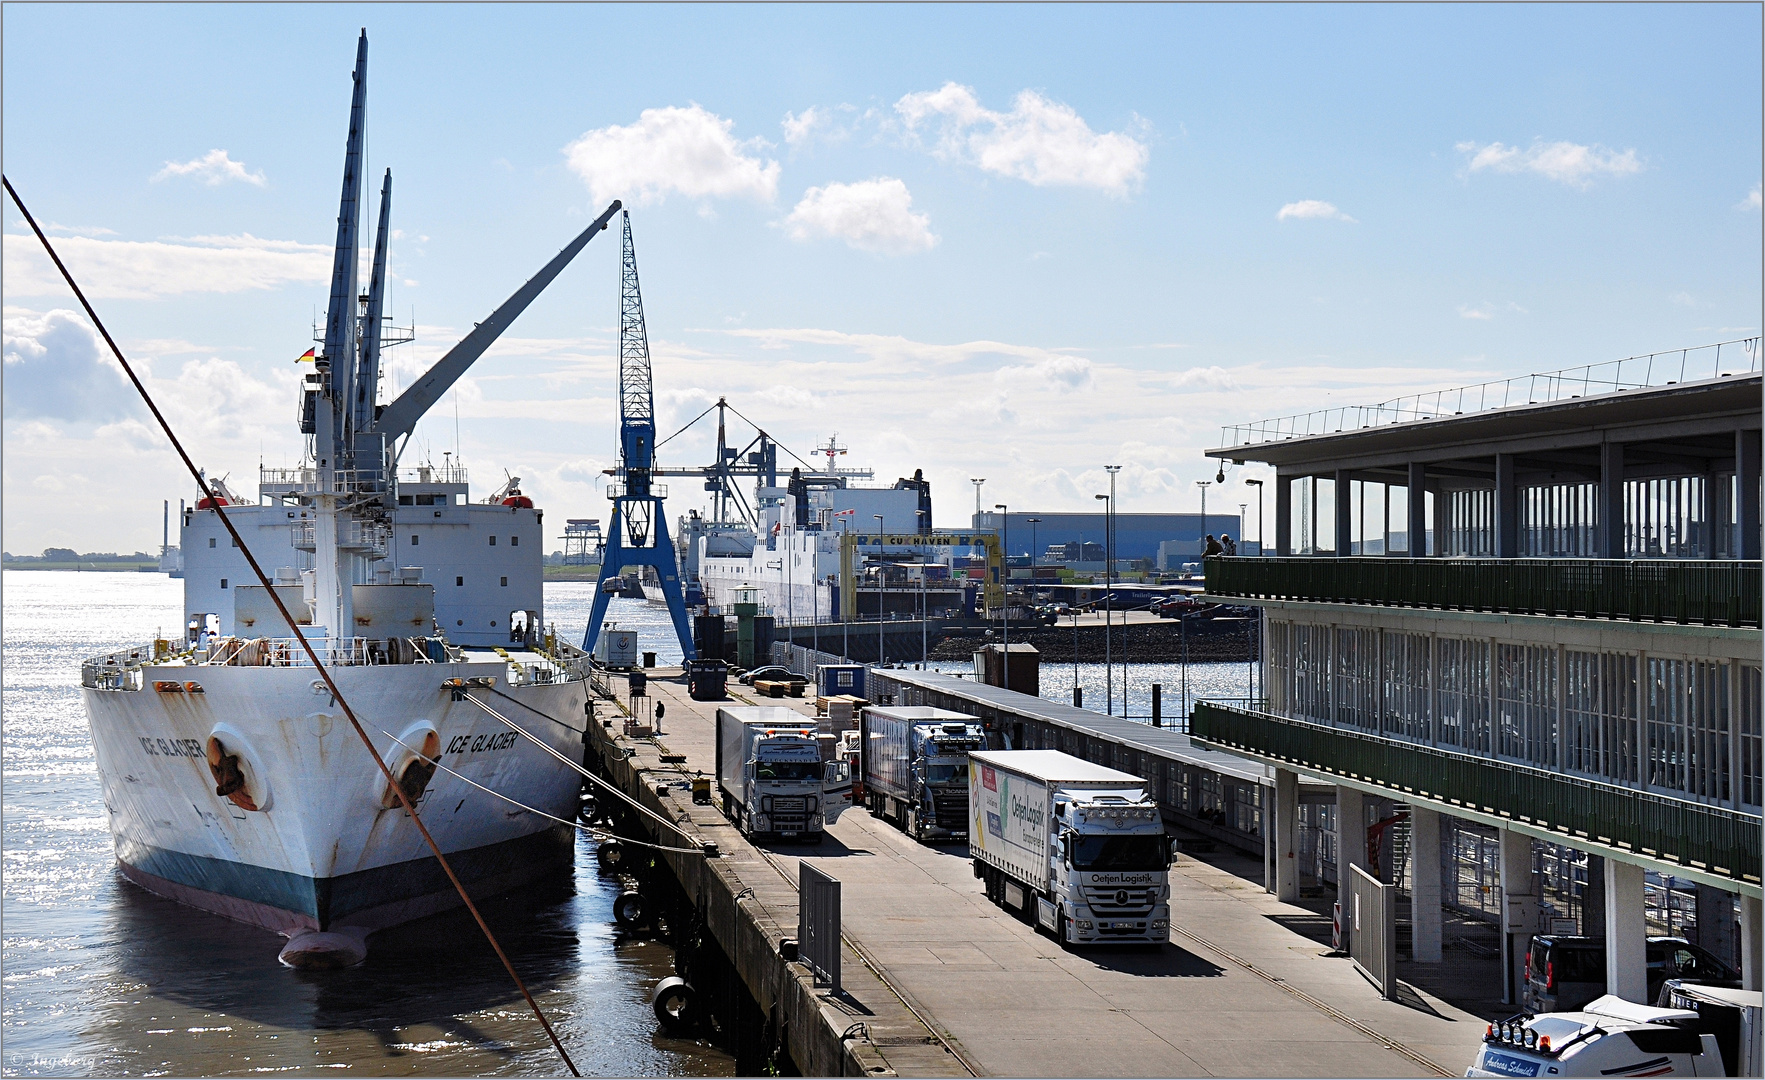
[{"left": 584, "top": 212, "right": 696, "bottom": 660}]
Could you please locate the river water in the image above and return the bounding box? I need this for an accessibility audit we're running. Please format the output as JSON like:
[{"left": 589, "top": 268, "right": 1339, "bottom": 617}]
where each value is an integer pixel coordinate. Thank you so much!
[{"left": 1, "top": 571, "right": 731, "bottom": 1078}]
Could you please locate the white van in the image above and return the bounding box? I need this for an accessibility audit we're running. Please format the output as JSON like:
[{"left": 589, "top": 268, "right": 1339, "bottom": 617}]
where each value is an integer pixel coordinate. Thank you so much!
[{"left": 1466, "top": 996, "right": 1727, "bottom": 1078}]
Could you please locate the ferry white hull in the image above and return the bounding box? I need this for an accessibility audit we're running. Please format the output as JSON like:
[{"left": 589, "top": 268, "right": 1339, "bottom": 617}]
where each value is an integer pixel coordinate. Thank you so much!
[{"left": 83, "top": 660, "right": 587, "bottom": 953}]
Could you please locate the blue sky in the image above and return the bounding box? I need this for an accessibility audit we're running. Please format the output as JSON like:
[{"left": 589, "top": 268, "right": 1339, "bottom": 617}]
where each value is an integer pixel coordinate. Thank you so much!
[{"left": 4, "top": 4, "right": 1759, "bottom": 553}]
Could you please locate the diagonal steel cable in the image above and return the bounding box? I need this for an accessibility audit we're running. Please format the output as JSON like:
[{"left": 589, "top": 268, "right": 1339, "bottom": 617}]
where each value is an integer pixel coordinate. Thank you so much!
[{"left": 4, "top": 175, "right": 579, "bottom": 1076}]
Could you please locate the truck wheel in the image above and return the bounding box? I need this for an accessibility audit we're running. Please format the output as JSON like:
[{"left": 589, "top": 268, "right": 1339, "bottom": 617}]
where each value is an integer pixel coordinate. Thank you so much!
[
  {"left": 1055, "top": 907, "right": 1071, "bottom": 949},
  {"left": 905, "top": 808, "right": 918, "bottom": 838},
  {"left": 651, "top": 976, "right": 698, "bottom": 1032},
  {"left": 614, "top": 889, "right": 648, "bottom": 927}
]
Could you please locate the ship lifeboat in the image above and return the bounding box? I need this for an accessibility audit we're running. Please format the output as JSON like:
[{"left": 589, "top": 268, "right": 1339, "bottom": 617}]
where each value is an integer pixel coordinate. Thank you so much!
[
  {"left": 501, "top": 494, "right": 533, "bottom": 508},
  {"left": 195, "top": 495, "right": 230, "bottom": 509}
]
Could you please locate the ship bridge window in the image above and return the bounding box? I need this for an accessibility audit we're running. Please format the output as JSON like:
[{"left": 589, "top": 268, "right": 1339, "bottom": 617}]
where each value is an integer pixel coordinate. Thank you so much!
[
  {"left": 456, "top": 576, "right": 464, "bottom": 586},
  {"left": 510, "top": 536, "right": 519, "bottom": 546},
  {"left": 489, "top": 536, "right": 496, "bottom": 546},
  {"left": 209, "top": 537, "right": 216, "bottom": 548},
  {"left": 500, "top": 576, "right": 508, "bottom": 587},
  {"left": 398, "top": 495, "right": 413, "bottom": 506},
  {"left": 410, "top": 535, "right": 419, "bottom": 546},
  {"left": 220, "top": 578, "right": 229, "bottom": 589}
]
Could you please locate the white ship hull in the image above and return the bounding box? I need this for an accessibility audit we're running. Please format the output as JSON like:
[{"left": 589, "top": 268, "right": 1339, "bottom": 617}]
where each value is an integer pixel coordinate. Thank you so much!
[{"left": 84, "top": 658, "right": 586, "bottom": 950}]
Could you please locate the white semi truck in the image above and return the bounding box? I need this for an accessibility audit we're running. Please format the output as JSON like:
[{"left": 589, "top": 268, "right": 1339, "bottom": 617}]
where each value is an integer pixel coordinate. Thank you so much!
[
  {"left": 861, "top": 706, "right": 987, "bottom": 841},
  {"left": 715, "top": 707, "right": 853, "bottom": 841},
  {"left": 969, "top": 750, "right": 1171, "bottom": 948}
]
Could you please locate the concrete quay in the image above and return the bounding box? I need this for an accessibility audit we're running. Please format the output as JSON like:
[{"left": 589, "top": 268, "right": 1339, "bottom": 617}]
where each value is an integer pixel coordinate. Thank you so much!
[{"left": 590, "top": 671, "right": 1494, "bottom": 1078}]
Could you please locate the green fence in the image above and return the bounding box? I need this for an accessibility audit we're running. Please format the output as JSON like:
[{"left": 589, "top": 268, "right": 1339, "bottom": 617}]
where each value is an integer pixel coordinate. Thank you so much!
[
  {"left": 1191, "top": 701, "right": 1761, "bottom": 888},
  {"left": 1205, "top": 556, "right": 1760, "bottom": 627}
]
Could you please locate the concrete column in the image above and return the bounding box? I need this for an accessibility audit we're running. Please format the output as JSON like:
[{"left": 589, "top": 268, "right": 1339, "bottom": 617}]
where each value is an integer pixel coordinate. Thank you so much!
[
  {"left": 1738, "top": 429, "right": 1761, "bottom": 560},
  {"left": 1334, "top": 471, "right": 1353, "bottom": 556},
  {"left": 1743, "top": 894, "right": 1762, "bottom": 991},
  {"left": 1409, "top": 808, "right": 1443, "bottom": 962},
  {"left": 1274, "top": 768, "right": 1299, "bottom": 902},
  {"left": 1582, "top": 854, "right": 1606, "bottom": 937},
  {"left": 1605, "top": 858, "right": 1649, "bottom": 1003},
  {"left": 1695, "top": 884, "right": 1739, "bottom": 969},
  {"left": 1599, "top": 442, "right": 1626, "bottom": 558},
  {"left": 1495, "top": 453, "right": 1519, "bottom": 558},
  {"left": 1264, "top": 796, "right": 1275, "bottom": 893},
  {"left": 1433, "top": 484, "right": 1450, "bottom": 557},
  {"left": 1407, "top": 462, "right": 1428, "bottom": 556},
  {"left": 1276, "top": 475, "right": 1294, "bottom": 556},
  {"left": 1336, "top": 786, "right": 1367, "bottom": 880},
  {"left": 1500, "top": 828, "right": 1535, "bottom": 1005}
]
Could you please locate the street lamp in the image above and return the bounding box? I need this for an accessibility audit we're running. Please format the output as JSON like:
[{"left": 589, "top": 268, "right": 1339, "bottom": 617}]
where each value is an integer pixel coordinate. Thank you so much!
[
  {"left": 1245, "top": 478, "right": 1265, "bottom": 556},
  {"left": 995, "top": 503, "right": 1009, "bottom": 693},
  {"left": 1095, "top": 491, "right": 1112, "bottom": 715},
  {"left": 1105, "top": 464, "right": 1121, "bottom": 715},
  {"left": 1026, "top": 516, "right": 1041, "bottom": 595},
  {"left": 839, "top": 516, "right": 851, "bottom": 659},
  {"left": 1196, "top": 479, "right": 1212, "bottom": 544},
  {"left": 917, "top": 509, "right": 928, "bottom": 666},
  {"left": 874, "top": 513, "right": 885, "bottom": 666}
]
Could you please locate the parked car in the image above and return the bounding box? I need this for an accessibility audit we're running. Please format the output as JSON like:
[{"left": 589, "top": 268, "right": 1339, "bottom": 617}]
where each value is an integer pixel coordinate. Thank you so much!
[
  {"left": 1524, "top": 935, "right": 1742, "bottom": 1014},
  {"left": 738, "top": 665, "right": 808, "bottom": 687}
]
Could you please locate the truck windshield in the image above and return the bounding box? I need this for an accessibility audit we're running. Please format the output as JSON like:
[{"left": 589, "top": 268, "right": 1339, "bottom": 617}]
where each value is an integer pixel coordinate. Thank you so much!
[
  {"left": 925, "top": 763, "right": 965, "bottom": 784},
  {"left": 755, "top": 760, "right": 819, "bottom": 782},
  {"left": 1070, "top": 834, "right": 1170, "bottom": 872}
]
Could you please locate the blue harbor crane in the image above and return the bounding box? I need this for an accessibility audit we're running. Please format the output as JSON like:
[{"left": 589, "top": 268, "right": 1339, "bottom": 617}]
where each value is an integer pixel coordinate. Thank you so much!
[{"left": 584, "top": 212, "right": 697, "bottom": 660}]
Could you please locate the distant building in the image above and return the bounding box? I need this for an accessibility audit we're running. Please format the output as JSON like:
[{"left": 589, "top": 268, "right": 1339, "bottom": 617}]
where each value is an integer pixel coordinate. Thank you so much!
[{"left": 973, "top": 511, "right": 1241, "bottom": 563}]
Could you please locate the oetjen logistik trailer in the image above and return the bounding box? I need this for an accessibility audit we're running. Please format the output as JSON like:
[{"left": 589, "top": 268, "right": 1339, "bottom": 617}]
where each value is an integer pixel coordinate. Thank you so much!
[
  {"left": 969, "top": 749, "right": 1172, "bottom": 948},
  {"left": 861, "top": 706, "right": 985, "bottom": 840}
]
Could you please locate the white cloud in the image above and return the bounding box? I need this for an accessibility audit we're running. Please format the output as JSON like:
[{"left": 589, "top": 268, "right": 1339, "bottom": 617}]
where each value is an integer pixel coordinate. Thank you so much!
[
  {"left": 3, "top": 307, "right": 136, "bottom": 421},
  {"left": 1277, "top": 200, "right": 1356, "bottom": 223},
  {"left": 1458, "top": 304, "right": 1494, "bottom": 320},
  {"left": 1743, "top": 184, "right": 1761, "bottom": 211},
  {"left": 785, "top": 178, "right": 938, "bottom": 255},
  {"left": 3, "top": 232, "right": 330, "bottom": 300},
  {"left": 1166, "top": 365, "right": 1239, "bottom": 391},
  {"left": 562, "top": 104, "right": 780, "bottom": 207},
  {"left": 782, "top": 107, "right": 827, "bottom": 147},
  {"left": 997, "top": 354, "right": 1093, "bottom": 391},
  {"left": 152, "top": 149, "right": 267, "bottom": 187},
  {"left": 895, "top": 82, "right": 1148, "bottom": 195},
  {"left": 1455, "top": 139, "right": 1642, "bottom": 188}
]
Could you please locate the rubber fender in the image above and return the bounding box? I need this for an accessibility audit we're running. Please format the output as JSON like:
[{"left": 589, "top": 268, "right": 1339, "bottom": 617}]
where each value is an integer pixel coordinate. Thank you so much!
[
  {"left": 651, "top": 976, "right": 697, "bottom": 1032},
  {"left": 613, "top": 889, "right": 647, "bottom": 927},
  {"left": 596, "top": 840, "right": 625, "bottom": 870}
]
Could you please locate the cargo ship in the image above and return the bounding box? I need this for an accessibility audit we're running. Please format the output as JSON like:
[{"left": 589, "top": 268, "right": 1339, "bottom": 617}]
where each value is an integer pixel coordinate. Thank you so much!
[{"left": 77, "top": 31, "right": 617, "bottom": 968}]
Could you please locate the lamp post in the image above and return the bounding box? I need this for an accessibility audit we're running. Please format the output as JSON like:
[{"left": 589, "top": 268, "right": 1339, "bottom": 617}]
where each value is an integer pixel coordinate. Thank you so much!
[
  {"left": 874, "top": 513, "right": 884, "bottom": 666},
  {"left": 1095, "top": 491, "right": 1112, "bottom": 715},
  {"left": 995, "top": 503, "right": 1009, "bottom": 693},
  {"left": 1196, "top": 479, "right": 1212, "bottom": 544},
  {"left": 1245, "top": 478, "right": 1265, "bottom": 556},
  {"left": 1027, "top": 516, "right": 1041, "bottom": 601},
  {"left": 917, "top": 509, "right": 928, "bottom": 666},
  {"left": 840, "top": 516, "right": 851, "bottom": 659}
]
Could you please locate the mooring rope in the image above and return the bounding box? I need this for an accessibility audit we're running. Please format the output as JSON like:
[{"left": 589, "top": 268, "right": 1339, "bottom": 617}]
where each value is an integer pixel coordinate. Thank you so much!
[{"left": 2, "top": 175, "right": 580, "bottom": 1076}]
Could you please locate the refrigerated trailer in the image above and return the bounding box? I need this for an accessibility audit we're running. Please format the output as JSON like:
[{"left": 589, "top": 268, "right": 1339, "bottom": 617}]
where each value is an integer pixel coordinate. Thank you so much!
[
  {"left": 969, "top": 749, "right": 1171, "bottom": 948},
  {"left": 715, "top": 707, "right": 853, "bottom": 841},
  {"left": 861, "top": 706, "right": 985, "bottom": 840}
]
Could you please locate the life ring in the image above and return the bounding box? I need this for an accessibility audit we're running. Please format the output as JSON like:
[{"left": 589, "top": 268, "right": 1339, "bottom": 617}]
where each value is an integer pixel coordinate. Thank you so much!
[{"left": 206, "top": 723, "right": 272, "bottom": 812}]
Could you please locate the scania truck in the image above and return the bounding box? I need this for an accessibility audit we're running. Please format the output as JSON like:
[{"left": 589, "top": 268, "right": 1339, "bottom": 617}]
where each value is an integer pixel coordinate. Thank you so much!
[
  {"left": 716, "top": 707, "right": 852, "bottom": 841},
  {"left": 861, "top": 706, "right": 986, "bottom": 840},
  {"left": 969, "top": 749, "right": 1171, "bottom": 948}
]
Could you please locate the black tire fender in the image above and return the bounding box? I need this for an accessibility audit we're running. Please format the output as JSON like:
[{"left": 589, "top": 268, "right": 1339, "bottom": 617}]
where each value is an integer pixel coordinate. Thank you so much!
[
  {"left": 613, "top": 889, "right": 648, "bottom": 927},
  {"left": 651, "top": 975, "right": 697, "bottom": 1031}
]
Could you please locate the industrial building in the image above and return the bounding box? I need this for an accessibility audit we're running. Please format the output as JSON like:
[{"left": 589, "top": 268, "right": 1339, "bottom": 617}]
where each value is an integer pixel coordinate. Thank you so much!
[
  {"left": 971, "top": 510, "right": 1242, "bottom": 566},
  {"left": 1194, "top": 344, "right": 1761, "bottom": 1005}
]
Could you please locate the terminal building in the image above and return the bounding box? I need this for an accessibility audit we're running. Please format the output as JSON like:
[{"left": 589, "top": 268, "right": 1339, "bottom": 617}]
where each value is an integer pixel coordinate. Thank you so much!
[{"left": 1195, "top": 343, "right": 1761, "bottom": 1005}]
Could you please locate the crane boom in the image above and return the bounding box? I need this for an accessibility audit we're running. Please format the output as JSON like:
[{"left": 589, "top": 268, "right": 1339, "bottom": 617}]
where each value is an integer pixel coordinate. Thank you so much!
[{"left": 372, "top": 199, "right": 623, "bottom": 449}]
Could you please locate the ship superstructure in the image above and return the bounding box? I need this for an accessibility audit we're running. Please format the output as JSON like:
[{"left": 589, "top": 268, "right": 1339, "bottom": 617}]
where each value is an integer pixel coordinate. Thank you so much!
[{"left": 78, "top": 31, "right": 619, "bottom": 967}]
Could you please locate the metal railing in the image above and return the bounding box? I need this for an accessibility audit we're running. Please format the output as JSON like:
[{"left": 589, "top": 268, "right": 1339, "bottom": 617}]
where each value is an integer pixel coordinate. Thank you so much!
[
  {"left": 1191, "top": 701, "right": 1762, "bottom": 886},
  {"left": 1217, "top": 338, "right": 1759, "bottom": 448},
  {"left": 81, "top": 641, "right": 170, "bottom": 689},
  {"left": 290, "top": 518, "right": 390, "bottom": 556},
  {"left": 1204, "top": 556, "right": 1761, "bottom": 627}
]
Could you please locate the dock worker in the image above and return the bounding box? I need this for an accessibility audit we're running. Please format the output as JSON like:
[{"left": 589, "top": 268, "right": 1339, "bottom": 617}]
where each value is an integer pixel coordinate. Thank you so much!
[
  {"left": 1221, "top": 533, "right": 1237, "bottom": 556},
  {"left": 1203, "top": 534, "right": 1223, "bottom": 557}
]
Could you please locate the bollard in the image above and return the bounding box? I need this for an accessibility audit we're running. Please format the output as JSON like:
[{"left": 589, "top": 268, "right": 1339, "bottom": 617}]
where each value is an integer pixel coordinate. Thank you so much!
[
  {"left": 1151, "top": 684, "right": 1162, "bottom": 727},
  {"left": 1072, "top": 686, "right": 1083, "bottom": 709}
]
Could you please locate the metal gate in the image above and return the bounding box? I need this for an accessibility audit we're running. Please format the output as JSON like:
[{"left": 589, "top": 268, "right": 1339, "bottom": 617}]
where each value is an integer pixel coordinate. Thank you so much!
[
  {"left": 799, "top": 862, "right": 840, "bottom": 993},
  {"left": 1348, "top": 864, "right": 1397, "bottom": 1000}
]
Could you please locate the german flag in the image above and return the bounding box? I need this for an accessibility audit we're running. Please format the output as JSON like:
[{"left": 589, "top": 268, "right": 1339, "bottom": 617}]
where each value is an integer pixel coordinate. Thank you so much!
[{"left": 295, "top": 348, "right": 316, "bottom": 363}]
